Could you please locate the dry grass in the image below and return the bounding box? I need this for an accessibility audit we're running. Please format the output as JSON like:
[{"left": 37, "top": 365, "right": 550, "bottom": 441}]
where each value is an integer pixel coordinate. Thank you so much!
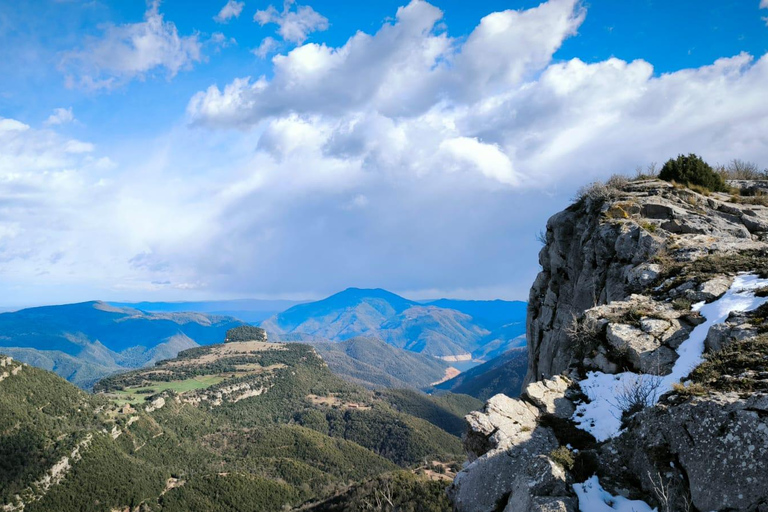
[
  {"left": 549, "top": 446, "right": 575, "bottom": 470},
  {"left": 689, "top": 335, "right": 768, "bottom": 392},
  {"left": 731, "top": 193, "right": 768, "bottom": 207},
  {"left": 671, "top": 382, "right": 707, "bottom": 397}
]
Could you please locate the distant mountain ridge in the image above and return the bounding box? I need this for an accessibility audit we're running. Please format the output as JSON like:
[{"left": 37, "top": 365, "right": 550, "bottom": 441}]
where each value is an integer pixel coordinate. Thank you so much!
[
  {"left": 262, "top": 288, "right": 527, "bottom": 360},
  {"left": 0, "top": 301, "right": 243, "bottom": 388},
  {"left": 110, "top": 298, "right": 303, "bottom": 323}
]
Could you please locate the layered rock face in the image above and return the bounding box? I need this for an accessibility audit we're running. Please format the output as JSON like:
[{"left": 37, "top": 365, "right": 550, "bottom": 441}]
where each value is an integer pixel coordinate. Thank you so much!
[
  {"left": 526, "top": 179, "right": 767, "bottom": 386},
  {"left": 451, "top": 179, "right": 768, "bottom": 511}
]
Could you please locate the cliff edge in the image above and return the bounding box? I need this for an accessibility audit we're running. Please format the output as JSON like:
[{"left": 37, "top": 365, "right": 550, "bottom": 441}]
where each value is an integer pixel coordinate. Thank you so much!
[{"left": 450, "top": 178, "right": 768, "bottom": 512}]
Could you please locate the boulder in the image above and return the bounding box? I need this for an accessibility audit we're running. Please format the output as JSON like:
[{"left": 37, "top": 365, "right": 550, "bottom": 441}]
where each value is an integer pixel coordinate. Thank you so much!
[
  {"left": 450, "top": 428, "right": 559, "bottom": 512},
  {"left": 523, "top": 376, "right": 575, "bottom": 418},
  {"left": 687, "top": 276, "right": 733, "bottom": 303},
  {"left": 502, "top": 456, "right": 575, "bottom": 512},
  {"left": 464, "top": 394, "right": 539, "bottom": 461},
  {"left": 606, "top": 323, "right": 678, "bottom": 373}
]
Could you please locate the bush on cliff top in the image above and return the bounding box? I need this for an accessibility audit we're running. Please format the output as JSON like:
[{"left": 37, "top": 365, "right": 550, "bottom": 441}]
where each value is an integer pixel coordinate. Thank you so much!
[{"left": 658, "top": 154, "right": 728, "bottom": 192}]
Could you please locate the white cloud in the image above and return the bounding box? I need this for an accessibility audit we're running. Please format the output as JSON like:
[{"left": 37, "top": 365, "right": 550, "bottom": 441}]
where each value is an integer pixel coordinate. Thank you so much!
[
  {"left": 5, "top": 0, "right": 768, "bottom": 304},
  {"left": 762, "top": 0, "right": 768, "bottom": 26},
  {"left": 44, "top": 107, "right": 75, "bottom": 126},
  {"left": 254, "top": 0, "right": 328, "bottom": 44},
  {"left": 439, "top": 137, "right": 520, "bottom": 186},
  {"left": 189, "top": 0, "right": 768, "bottom": 190},
  {"left": 214, "top": 0, "right": 245, "bottom": 23},
  {"left": 253, "top": 36, "right": 279, "bottom": 58},
  {"left": 61, "top": 0, "right": 202, "bottom": 90}
]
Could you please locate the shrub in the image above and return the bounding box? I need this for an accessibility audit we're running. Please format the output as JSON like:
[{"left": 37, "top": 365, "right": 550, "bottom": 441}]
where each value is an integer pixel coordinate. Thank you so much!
[
  {"left": 605, "top": 174, "right": 630, "bottom": 190},
  {"left": 574, "top": 181, "right": 612, "bottom": 204},
  {"left": 565, "top": 314, "right": 602, "bottom": 357},
  {"left": 549, "top": 446, "right": 575, "bottom": 470},
  {"left": 671, "top": 298, "right": 692, "bottom": 311},
  {"left": 612, "top": 374, "right": 662, "bottom": 420},
  {"left": 658, "top": 154, "right": 728, "bottom": 192},
  {"left": 671, "top": 382, "right": 707, "bottom": 397},
  {"left": 633, "top": 162, "right": 659, "bottom": 181},
  {"left": 718, "top": 159, "right": 768, "bottom": 180}
]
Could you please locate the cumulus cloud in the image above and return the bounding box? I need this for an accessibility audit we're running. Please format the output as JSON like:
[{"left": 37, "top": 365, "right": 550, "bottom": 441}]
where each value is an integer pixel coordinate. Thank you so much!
[
  {"left": 0, "top": 117, "right": 105, "bottom": 276},
  {"left": 6, "top": 0, "right": 768, "bottom": 304},
  {"left": 61, "top": 0, "right": 202, "bottom": 90},
  {"left": 214, "top": 0, "right": 244, "bottom": 23},
  {"left": 254, "top": 0, "right": 328, "bottom": 44},
  {"left": 0, "top": 116, "right": 225, "bottom": 304},
  {"left": 44, "top": 107, "right": 75, "bottom": 126},
  {"left": 189, "top": 0, "right": 768, "bottom": 190}
]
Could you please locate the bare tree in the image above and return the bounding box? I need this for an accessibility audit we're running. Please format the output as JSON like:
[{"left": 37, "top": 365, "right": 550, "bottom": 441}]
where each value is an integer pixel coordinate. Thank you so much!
[{"left": 647, "top": 471, "right": 673, "bottom": 512}]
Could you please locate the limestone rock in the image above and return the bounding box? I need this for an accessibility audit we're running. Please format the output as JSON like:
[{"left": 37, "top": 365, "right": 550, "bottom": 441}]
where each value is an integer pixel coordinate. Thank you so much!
[
  {"left": 145, "top": 396, "right": 165, "bottom": 412},
  {"left": 687, "top": 276, "right": 733, "bottom": 302},
  {"left": 522, "top": 376, "right": 575, "bottom": 418},
  {"left": 464, "top": 394, "right": 539, "bottom": 461},
  {"left": 605, "top": 323, "right": 679, "bottom": 373},
  {"left": 450, "top": 427, "right": 558, "bottom": 512},
  {"left": 602, "top": 393, "right": 768, "bottom": 512},
  {"left": 503, "top": 456, "right": 575, "bottom": 512},
  {"left": 526, "top": 179, "right": 768, "bottom": 384},
  {"left": 704, "top": 319, "right": 759, "bottom": 353}
]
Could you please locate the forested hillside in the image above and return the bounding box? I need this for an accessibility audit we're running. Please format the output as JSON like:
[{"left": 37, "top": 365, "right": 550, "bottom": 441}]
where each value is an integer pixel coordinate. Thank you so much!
[
  {"left": 0, "top": 326, "right": 467, "bottom": 511},
  {"left": 311, "top": 336, "right": 452, "bottom": 389},
  {"left": 432, "top": 348, "right": 528, "bottom": 400}
]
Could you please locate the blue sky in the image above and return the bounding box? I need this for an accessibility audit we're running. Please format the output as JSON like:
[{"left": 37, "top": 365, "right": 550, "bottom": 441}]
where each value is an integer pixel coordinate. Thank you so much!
[{"left": 1, "top": 0, "right": 767, "bottom": 307}]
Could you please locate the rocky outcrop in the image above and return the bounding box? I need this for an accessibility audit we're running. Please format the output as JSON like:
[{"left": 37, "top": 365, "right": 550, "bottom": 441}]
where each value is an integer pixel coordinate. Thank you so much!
[
  {"left": 601, "top": 393, "right": 768, "bottom": 511},
  {"left": 449, "top": 378, "right": 578, "bottom": 511},
  {"left": 526, "top": 180, "right": 768, "bottom": 387},
  {"left": 452, "top": 179, "right": 768, "bottom": 512}
]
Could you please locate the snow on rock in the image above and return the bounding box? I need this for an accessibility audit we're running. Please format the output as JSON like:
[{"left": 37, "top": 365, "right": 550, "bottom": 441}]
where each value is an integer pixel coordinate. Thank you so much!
[
  {"left": 573, "top": 273, "right": 768, "bottom": 442},
  {"left": 574, "top": 476, "right": 656, "bottom": 512}
]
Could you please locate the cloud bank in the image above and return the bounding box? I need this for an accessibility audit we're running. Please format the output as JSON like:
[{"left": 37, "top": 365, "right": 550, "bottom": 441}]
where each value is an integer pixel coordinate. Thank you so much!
[{"left": 3, "top": 0, "right": 768, "bottom": 304}]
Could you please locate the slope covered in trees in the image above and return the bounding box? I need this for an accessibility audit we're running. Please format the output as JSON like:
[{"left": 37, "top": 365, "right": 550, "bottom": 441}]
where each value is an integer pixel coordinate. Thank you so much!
[{"left": 0, "top": 335, "right": 466, "bottom": 511}]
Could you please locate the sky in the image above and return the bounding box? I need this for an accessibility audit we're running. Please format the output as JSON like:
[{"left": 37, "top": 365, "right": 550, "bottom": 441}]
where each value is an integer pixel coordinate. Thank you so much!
[{"left": 0, "top": 0, "right": 767, "bottom": 307}]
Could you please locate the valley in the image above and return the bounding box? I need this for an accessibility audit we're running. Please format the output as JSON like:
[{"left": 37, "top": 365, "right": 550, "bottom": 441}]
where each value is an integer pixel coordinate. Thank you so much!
[{"left": 0, "top": 325, "right": 479, "bottom": 511}]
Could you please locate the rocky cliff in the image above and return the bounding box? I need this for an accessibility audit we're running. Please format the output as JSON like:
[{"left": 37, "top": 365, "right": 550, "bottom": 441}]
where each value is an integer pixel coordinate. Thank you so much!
[{"left": 450, "top": 179, "right": 768, "bottom": 511}]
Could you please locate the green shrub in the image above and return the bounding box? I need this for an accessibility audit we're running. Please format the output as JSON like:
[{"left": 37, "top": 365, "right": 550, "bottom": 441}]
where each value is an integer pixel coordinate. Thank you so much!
[{"left": 658, "top": 154, "right": 728, "bottom": 192}]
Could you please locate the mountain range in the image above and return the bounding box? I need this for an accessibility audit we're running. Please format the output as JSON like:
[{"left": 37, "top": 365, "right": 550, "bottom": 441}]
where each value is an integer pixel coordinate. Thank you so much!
[
  {"left": 261, "top": 288, "right": 527, "bottom": 360},
  {"left": 111, "top": 298, "right": 303, "bottom": 324},
  {"left": 0, "top": 290, "right": 528, "bottom": 396},
  {"left": 0, "top": 301, "right": 243, "bottom": 388}
]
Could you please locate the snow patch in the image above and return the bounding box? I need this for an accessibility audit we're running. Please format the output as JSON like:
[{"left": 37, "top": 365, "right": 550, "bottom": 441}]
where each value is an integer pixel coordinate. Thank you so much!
[
  {"left": 573, "top": 273, "right": 768, "bottom": 442},
  {"left": 574, "top": 476, "right": 656, "bottom": 512}
]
